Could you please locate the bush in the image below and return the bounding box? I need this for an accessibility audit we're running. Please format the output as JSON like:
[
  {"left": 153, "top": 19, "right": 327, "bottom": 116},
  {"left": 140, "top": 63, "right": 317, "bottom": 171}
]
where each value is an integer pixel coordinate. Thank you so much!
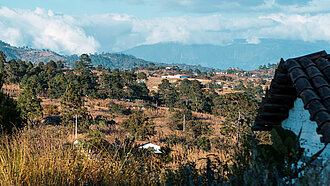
[
  {"left": 108, "top": 102, "right": 131, "bottom": 116},
  {"left": 0, "top": 74, "right": 22, "bottom": 133},
  {"left": 121, "top": 112, "right": 156, "bottom": 140},
  {"left": 197, "top": 136, "right": 211, "bottom": 151}
]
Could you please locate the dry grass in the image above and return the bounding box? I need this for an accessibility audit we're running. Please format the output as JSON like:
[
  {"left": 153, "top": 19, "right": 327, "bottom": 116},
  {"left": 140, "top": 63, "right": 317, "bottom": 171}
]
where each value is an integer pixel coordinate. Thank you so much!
[
  {"left": 0, "top": 126, "right": 166, "bottom": 185},
  {"left": 1, "top": 84, "right": 21, "bottom": 98}
]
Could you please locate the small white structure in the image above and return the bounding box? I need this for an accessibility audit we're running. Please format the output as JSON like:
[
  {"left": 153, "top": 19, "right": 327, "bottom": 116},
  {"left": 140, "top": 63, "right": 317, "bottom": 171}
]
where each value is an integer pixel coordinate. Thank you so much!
[
  {"left": 162, "top": 74, "right": 188, "bottom": 79},
  {"left": 282, "top": 98, "right": 329, "bottom": 158},
  {"left": 139, "top": 143, "right": 162, "bottom": 154}
]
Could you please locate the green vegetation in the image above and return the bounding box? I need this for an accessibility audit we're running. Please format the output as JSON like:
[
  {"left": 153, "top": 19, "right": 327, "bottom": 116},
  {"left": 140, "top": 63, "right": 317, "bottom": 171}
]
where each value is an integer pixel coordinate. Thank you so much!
[
  {"left": 17, "top": 86, "right": 43, "bottom": 127},
  {"left": 0, "top": 52, "right": 324, "bottom": 185},
  {"left": 121, "top": 112, "right": 156, "bottom": 140},
  {"left": 0, "top": 74, "right": 22, "bottom": 133}
]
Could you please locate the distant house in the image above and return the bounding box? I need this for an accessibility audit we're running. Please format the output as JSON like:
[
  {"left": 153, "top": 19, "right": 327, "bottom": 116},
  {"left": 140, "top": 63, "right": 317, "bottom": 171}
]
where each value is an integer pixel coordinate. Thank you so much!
[
  {"left": 254, "top": 51, "right": 330, "bottom": 158},
  {"left": 162, "top": 74, "right": 188, "bottom": 79},
  {"left": 139, "top": 143, "right": 162, "bottom": 154}
]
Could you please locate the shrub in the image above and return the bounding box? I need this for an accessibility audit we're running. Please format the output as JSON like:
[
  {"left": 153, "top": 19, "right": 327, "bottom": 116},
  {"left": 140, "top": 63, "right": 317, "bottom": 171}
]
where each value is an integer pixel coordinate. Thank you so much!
[
  {"left": 121, "top": 112, "right": 156, "bottom": 140},
  {"left": 0, "top": 74, "right": 22, "bottom": 133}
]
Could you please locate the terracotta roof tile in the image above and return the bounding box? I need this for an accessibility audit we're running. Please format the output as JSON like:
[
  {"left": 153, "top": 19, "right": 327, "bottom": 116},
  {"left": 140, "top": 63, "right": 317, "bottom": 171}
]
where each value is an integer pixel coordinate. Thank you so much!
[
  {"left": 305, "top": 66, "right": 323, "bottom": 79},
  {"left": 323, "top": 99, "right": 330, "bottom": 111},
  {"left": 314, "top": 112, "right": 330, "bottom": 126},
  {"left": 299, "top": 57, "right": 315, "bottom": 68},
  {"left": 254, "top": 50, "right": 330, "bottom": 144},
  {"left": 318, "top": 123, "right": 330, "bottom": 143},
  {"left": 317, "top": 87, "right": 330, "bottom": 101},
  {"left": 315, "top": 58, "right": 330, "bottom": 71},
  {"left": 295, "top": 78, "right": 313, "bottom": 95},
  {"left": 285, "top": 59, "right": 301, "bottom": 72},
  {"left": 289, "top": 68, "right": 308, "bottom": 83},
  {"left": 323, "top": 68, "right": 330, "bottom": 80},
  {"left": 299, "top": 89, "right": 320, "bottom": 106},
  {"left": 311, "top": 76, "right": 329, "bottom": 89},
  {"left": 306, "top": 100, "right": 328, "bottom": 120}
]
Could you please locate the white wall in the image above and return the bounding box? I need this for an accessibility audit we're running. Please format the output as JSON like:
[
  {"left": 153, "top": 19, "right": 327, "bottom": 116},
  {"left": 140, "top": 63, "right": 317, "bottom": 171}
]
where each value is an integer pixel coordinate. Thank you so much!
[{"left": 281, "top": 98, "right": 329, "bottom": 159}]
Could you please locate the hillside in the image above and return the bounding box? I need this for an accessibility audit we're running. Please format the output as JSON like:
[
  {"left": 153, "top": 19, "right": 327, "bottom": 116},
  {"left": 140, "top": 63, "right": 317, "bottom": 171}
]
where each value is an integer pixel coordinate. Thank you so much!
[
  {"left": 123, "top": 39, "right": 330, "bottom": 70},
  {"left": 0, "top": 41, "right": 213, "bottom": 71},
  {"left": 0, "top": 41, "right": 150, "bottom": 69},
  {"left": 0, "top": 41, "right": 65, "bottom": 63}
]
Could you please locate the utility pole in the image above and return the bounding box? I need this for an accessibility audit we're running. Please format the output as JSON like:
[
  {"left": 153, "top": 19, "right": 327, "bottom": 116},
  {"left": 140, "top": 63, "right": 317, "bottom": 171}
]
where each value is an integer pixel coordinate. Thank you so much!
[
  {"left": 195, "top": 96, "right": 198, "bottom": 112},
  {"left": 183, "top": 99, "right": 188, "bottom": 132},
  {"left": 236, "top": 111, "right": 241, "bottom": 148},
  {"left": 183, "top": 113, "right": 186, "bottom": 132},
  {"left": 75, "top": 113, "right": 78, "bottom": 139}
]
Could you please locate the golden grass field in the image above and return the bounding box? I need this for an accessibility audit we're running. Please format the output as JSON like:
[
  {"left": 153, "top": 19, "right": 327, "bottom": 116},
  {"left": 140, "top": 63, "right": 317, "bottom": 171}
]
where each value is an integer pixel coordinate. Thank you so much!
[{"left": 0, "top": 71, "right": 274, "bottom": 184}]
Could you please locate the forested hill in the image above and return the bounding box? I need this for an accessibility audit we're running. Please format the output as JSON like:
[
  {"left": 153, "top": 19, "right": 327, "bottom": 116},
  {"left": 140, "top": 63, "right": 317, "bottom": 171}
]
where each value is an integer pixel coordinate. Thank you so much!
[
  {"left": 0, "top": 41, "right": 213, "bottom": 71},
  {"left": 124, "top": 39, "right": 330, "bottom": 70},
  {"left": 0, "top": 40, "right": 65, "bottom": 62},
  {"left": 0, "top": 41, "right": 149, "bottom": 69},
  {"left": 65, "top": 53, "right": 151, "bottom": 69}
]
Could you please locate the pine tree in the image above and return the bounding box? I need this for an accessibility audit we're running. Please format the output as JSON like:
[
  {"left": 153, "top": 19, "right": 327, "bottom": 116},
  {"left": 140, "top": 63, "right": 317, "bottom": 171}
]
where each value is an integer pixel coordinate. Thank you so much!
[
  {"left": 60, "top": 82, "right": 91, "bottom": 129},
  {"left": 74, "top": 54, "right": 97, "bottom": 97},
  {"left": 17, "top": 86, "right": 43, "bottom": 127},
  {"left": 60, "top": 82, "right": 83, "bottom": 121},
  {"left": 0, "top": 73, "right": 22, "bottom": 133},
  {"left": 121, "top": 112, "right": 156, "bottom": 140},
  {"left": 158, "top": 79, "right": 177, "bottom": 107},
  {"left": 0, "top": 51, "right": 5, "bottom": 73}
]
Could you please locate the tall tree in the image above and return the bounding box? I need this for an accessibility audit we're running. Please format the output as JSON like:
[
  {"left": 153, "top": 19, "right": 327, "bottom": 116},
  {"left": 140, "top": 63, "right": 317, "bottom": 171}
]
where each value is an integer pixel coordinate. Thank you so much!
[
  {"left": 60, "top": 82, "right": 84, "bottom": 124},
  {"left": 0, "top": 51, "right": 5, "bottom": 73},
  {"left": 74, "top": 54, "right": 97, "bottom": 97},
  {"left": 47, "top": 73, "right": 68, "bottom": 99},
  {"left": 158, "top": 79, "right": 177, "bottom": 107},
  {"left": 98, "top": 71, "right": 124, "bottom": 99},
  {"left": 74, "top": 54, "right": 93, "bottom": 74},
  {"left": 189, "top": 80, "right": 204, "bottom": 112},
  {"left": 17, "top": 86, "right": 43, "bottom": 127},
  {"left": 0, "top": 74, "right": 22, "bottom": 133}
]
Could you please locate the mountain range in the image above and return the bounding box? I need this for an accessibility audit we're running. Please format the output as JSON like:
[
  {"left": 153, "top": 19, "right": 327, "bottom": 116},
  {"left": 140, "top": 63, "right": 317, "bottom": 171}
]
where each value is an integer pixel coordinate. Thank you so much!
[
  {"left": 0, "top": 40, "right": 213, "bottom": 71},
  {"left": 123, "top": 39, "right": 330, "bottom": 70},
  {"left": 1, "top": 39, "right": 329, "bottom": 71}
]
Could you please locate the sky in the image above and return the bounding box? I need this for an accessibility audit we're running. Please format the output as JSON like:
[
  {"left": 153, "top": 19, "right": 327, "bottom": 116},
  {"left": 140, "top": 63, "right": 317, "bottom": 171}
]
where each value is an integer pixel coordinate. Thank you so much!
[{"left": 0, "top": 0, "right": 329, "bottom": 55}]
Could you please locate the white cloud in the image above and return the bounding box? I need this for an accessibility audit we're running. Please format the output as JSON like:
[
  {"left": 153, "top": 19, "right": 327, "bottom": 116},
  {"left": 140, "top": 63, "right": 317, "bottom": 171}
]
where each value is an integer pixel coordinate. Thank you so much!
[
  {"left": 280, "top": 0, "right": 330, "bottom": 13},
  {"left": 0, "top": 6, "right": 99, "bottom": 55},
  {"left": 128, "top": 12, "right": 330, "bottom": 47},
  {"left": 118, "top": 0, "right": 329, "bottom": 14},
  {"left": 0, "top": 6, "right": 329, "bottom": 55},
  {"left": 258, "top": 13, "right": 330, "bottom": 42}
]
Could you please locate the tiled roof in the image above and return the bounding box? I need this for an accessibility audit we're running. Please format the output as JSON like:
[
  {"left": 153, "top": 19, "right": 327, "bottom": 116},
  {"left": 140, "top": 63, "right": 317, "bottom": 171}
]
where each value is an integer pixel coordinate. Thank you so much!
[{"left": 254, "top": 51, "right": 330, "bottom": 144}]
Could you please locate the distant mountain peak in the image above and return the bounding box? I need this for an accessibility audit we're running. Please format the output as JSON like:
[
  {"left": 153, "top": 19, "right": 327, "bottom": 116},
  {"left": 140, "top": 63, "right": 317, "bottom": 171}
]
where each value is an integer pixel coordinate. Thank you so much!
[{"left": 123, "top": 39, "right": 330, "bottom": 70}]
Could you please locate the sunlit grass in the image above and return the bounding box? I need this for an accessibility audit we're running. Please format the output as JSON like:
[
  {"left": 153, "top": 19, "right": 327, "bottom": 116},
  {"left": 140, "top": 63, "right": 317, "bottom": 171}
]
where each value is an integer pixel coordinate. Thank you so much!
[{"left": 0, "top": 126, "right": 165, "bottom": 185}]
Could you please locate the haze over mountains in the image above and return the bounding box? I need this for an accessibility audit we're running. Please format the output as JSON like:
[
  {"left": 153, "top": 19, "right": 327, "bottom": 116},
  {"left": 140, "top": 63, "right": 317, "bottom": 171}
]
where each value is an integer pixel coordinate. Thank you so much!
[
  {"left": 1, "top": 39, "right": 329, "bottom": 70},
  {"left": 0, "top": 40, "right": 211, "bottom": 71},
  {"left": 124, "top": 39, "right": 330, "bottom": 70}
]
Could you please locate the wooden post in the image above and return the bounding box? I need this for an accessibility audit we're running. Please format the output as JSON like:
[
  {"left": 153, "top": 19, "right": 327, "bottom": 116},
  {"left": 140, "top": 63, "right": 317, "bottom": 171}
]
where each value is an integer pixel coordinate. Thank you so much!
[
  {"left": 236, "top": 111, "right": 241, "bottom": 147},
  {"left": 75, "top": 113, "right": 78, "bottom": 139},
  {"left": 195, "top": 96, "right": 198, "bottom": 112},
  {"left": 183, "top": 113, "right": 186, "bottom": 132}
]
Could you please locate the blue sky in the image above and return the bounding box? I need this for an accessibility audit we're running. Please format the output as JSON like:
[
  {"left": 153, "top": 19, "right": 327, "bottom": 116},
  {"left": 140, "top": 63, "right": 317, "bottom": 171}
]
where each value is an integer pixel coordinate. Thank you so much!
[
  {"left": 3, "top": 0, "right": 165, "bottom": 18},
  {"left": 0, "top": 0, "right": 329, "bottom": 55}
]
